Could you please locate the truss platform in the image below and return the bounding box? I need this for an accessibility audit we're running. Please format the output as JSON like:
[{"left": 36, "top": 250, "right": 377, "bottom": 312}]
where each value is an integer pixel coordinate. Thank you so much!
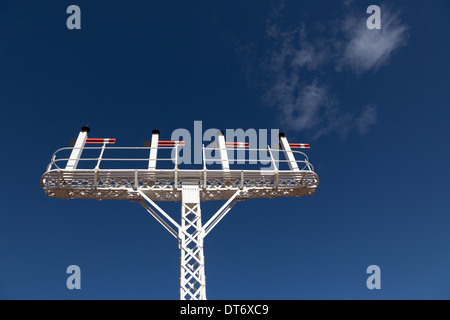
[
  {"left": 41, "top": 168, "right": 318, "bottom": 202},
  {"left": 40, "top": 127, "right": 319, "bottom": 300}
]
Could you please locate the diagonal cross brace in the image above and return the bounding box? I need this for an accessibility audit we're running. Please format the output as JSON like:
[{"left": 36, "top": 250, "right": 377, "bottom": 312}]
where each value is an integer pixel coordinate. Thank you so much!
[
  {"left": 138, "top": 190, "right": 181, "bottom": 236},
  {"left": 139, "top": 200, "right": 178, "bottom": 239},
  {"left": 137, "top": 187, "right": 242, "bottom": 300},
  {"left": 137, "top": 189, "right": 242, "bottom": 239},
  {"left": 203, "top": 189, "right": 241, "bottom": 236}
]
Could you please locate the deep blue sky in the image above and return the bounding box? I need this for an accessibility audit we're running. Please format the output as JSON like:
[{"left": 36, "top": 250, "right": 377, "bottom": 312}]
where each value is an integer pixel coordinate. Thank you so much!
[{"left": 1, "top": 0, "right": 450, "bottom": 299}]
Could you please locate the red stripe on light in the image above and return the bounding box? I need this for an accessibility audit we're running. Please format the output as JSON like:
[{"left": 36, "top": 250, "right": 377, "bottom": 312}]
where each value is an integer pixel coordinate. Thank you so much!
[
  {"left": 158, "top": 141, "right": 185, "bottom": 146},
  {"left": 225, "top": 142, "right": 249, "bottom": 148},
  {"left": 85, "top": 138, "right": 116, "bottom": 144},
  {"left": 289, "top": 143, "right": 310, "bottom": 149}
]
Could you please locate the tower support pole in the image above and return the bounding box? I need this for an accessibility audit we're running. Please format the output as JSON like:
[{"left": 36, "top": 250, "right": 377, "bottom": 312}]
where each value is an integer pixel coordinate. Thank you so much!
[
  {"left": 66, "top": 126, "right": 90, "bottom": 170},
  {"left": 179, "top": 182, "right": 206, "bottom": 300}
]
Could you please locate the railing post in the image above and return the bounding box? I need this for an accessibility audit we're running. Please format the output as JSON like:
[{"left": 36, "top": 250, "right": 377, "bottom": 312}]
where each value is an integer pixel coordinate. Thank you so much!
[
  {"left": 57, "top": 169, "right": 62, "bottom": 188},
  {"left": 47, "top": 154, "right": 56, "bottom": 172},
  {"left": 202, "top": 144, "right": 206, "bottom": 171},
  {"left": 94, "top": 169, "right": 98, "bottom": 188},
  {"left": 267, "top": 146, "right": 278, "bottom": 171},
  {"left": 134, "top": 170, "right": 138, "bottom": 190},
  {"left": 268, "top": 146, "right": 278, "bottom": 188},
  {"left": 95, "top": 142, "right": 107, "bottom": 169},
  {"left": 175, "top": 142, "right": 179, "bottom": 188}
]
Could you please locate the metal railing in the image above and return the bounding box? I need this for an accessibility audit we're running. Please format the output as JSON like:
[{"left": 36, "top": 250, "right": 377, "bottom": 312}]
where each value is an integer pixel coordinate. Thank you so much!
[
  {"left": 45, "top": 144, "right": 315, "bottom": 173},
  {"left": 41, "top": 144, "right": 319, "bottom": 200}
]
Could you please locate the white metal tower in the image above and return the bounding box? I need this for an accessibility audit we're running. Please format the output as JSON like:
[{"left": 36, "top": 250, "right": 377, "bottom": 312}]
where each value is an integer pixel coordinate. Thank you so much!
[{"left": 40, "top": 126, "right": 319, "bottom": 300}]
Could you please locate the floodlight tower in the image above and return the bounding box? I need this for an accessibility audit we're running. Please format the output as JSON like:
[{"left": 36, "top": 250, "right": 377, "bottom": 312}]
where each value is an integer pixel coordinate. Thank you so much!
[{"left": 41, "top": 126, "right": 319, "bottom": 300}]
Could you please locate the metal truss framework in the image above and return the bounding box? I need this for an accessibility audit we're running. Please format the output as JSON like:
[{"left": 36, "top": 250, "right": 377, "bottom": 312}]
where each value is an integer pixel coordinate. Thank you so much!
[
  {"left": 40, "top": 127, "right": 319, "bottom": 300},
  {"left": 138, "top": 187, "right": 241, "bottom": 300},
  {"left": 179, "top": 183, "right": 206, "bottom": 300}
]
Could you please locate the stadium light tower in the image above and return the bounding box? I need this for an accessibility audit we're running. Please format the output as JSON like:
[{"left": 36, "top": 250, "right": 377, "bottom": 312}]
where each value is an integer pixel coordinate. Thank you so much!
[{"left": 40, "top": 126, "right": 319, "bottom": 300}]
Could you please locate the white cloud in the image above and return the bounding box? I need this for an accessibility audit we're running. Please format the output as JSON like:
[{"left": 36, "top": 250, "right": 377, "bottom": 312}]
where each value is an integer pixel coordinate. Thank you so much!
[
  {"left": 261, "top": 17, "right": 334, "bottom": 132},
  {"left": 343, "top": 0, "right": 355, "bottom": 6},
  {"left": 337, "top": 7, "right": 408, "bottom": 74},
  {"left": 291, "top": 43, "right": 327, "bottom": 70},
  {"left": 273, "top": 80, "right": 330, "bottom": 131},
  {"left": 261, "top": 22, "right": 332, "bottom": 132},
  {"left": 356, "top": 104, "right": 377, "bottom": 135},
  {"left": 238, "top": 3, "right": 406, "bottom": 139}
]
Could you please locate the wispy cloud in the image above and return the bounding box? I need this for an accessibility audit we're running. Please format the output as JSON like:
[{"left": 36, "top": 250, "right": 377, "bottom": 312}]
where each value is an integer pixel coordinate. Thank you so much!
[
  {"left": 264, "top": 78, "right": 331, "bottom": 132},
  {"left": 343, "top": 0, "right": 355, "bottom": 6},
  {"left": 238, "top": 3, "right": 407, "bottom": 139},
  {"left": 356, "top": 104, "right": 378, "bottom": 135},
  {"left": 261, "top": 18, "right": 333, "bottom": 133},
  {"left": 336, "top": 6, "right": 408, "bottom": 74}
]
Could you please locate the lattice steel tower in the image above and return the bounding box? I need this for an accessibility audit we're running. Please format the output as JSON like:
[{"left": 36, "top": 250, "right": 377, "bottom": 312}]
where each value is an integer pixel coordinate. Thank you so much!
[{"left": 41, "top": 126, "right": 319, "bottom": 300}]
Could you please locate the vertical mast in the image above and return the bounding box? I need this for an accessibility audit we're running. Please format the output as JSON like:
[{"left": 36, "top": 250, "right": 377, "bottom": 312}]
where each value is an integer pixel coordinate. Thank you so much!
[
  {"left": 148, "top": 129, "right": 160, "bottom": 170},
  {"left": 279, "top": 132, "right": 300, "bottom": 171},
  {"left": 179, "top": 182, "right": 206, "bottom": 300},
  {"left": 42, "top": 126, "right": 318, "bottom": 300},
  {"left": 66, "top": 126, "right": 89, "bottom": 170},
  {"left": 217, "top": 130, "right": 230, "bottom": 172}
]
